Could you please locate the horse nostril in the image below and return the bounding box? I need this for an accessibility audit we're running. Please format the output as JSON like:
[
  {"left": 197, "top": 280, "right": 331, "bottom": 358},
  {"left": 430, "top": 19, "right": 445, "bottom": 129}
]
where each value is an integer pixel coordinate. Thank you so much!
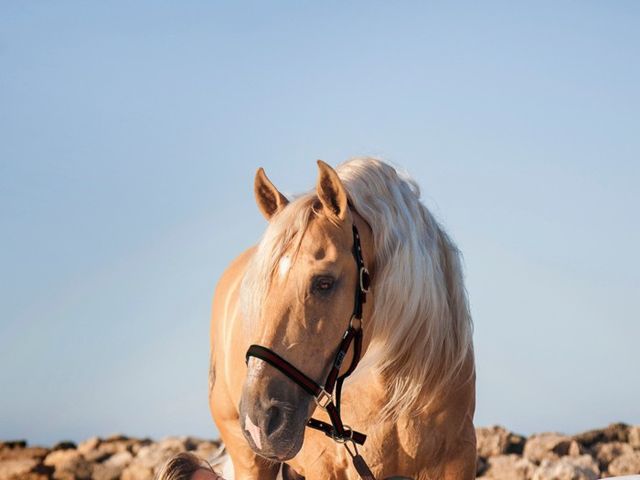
[{"left": 264, "top": 404, "right": 284, "bottom": 437}]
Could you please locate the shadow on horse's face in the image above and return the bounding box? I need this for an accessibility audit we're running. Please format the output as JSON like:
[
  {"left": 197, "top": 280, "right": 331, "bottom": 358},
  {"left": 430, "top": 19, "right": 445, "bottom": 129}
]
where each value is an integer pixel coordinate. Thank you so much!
[{"left": 239, "top": 210, "right": 361, "bottom": 461}]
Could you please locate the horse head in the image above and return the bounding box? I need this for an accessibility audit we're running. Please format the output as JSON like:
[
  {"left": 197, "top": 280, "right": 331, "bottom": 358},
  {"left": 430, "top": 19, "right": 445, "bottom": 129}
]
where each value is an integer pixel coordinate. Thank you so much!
[{"left": 238, "top": 161, "right": 373, "bottom": 461}]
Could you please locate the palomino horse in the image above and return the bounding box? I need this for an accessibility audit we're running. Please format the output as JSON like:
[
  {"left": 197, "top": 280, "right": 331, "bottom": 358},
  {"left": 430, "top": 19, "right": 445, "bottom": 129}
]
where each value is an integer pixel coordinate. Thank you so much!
[{"left": 209, "top": 158, "right": 476, "bottom": 480}]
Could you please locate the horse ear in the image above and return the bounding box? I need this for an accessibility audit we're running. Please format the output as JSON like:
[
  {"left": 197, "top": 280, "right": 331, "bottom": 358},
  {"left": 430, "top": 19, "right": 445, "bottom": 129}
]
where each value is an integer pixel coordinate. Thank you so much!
[
  {"left": 254, "top": 168, "right": 289, "bottom": 220},
  {"left": 316, "top": 160, "right": 348, "bottom": 221}
]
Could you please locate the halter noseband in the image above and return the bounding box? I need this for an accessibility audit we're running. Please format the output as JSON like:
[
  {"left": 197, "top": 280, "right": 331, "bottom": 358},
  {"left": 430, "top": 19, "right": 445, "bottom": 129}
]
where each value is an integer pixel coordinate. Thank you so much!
[{"left": 245, "top": 223, "right": 371, "bottom": 446}]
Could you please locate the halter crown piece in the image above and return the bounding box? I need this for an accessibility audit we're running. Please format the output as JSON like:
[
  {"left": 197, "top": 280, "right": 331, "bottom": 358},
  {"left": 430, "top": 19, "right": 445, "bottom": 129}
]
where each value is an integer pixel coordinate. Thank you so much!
[{"left": 245, "top": 223, "right": 376, "bottom": 480}]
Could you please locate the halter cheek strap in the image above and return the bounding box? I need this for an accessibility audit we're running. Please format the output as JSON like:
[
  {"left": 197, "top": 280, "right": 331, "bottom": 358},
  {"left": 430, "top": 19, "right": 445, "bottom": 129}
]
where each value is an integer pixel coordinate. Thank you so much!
[{"left": 245, "top": 223, "right": 374, "bottom": 476}]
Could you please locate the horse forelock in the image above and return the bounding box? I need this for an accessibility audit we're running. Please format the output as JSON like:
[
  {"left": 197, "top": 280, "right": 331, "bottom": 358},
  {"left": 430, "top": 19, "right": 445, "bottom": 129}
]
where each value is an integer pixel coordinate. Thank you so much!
[
  {"left": 241, "top": 157, "right": 474, "bottom": 420},
  {"left": 240, "top": 194, "right": 318, "bottom": 333}
]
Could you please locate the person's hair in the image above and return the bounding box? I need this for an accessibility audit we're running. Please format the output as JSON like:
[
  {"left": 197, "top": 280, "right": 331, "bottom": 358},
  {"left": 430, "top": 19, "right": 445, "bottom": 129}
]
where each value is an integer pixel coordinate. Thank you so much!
[{"left": 155, "top": 452, "right": 214, "bottom": 480}]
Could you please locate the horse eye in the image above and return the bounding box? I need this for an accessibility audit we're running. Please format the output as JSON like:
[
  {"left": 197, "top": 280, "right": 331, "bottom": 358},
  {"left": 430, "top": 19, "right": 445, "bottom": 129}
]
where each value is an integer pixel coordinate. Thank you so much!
[{"left": 312, "top": 276, "right": 335, "bottom": 293}]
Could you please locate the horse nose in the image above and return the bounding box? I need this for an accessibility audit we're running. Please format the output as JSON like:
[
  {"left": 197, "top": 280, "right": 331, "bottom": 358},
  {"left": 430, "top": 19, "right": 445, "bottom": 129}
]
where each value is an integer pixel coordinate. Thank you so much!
[{"left": 261, "top": 402, "right": 286, "bottom": 438}]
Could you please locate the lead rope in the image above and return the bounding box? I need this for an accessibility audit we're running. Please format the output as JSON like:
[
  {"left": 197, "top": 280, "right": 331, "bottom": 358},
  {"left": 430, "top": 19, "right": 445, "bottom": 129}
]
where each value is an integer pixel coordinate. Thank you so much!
[{"left": 246, "top": 222, "right": 376, "bottom": 480}]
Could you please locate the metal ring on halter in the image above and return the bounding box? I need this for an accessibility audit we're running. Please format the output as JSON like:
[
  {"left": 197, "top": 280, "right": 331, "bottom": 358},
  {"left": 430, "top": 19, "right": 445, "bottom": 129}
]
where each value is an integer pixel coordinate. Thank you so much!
[
  {"left": 332, "top": 425, "right": 355, "bottom": 444},
  {"left": 349, "top": 315, "right": 362, "bottom": 330},
  {"left": 314, "top": 388, "right": 333, "bottom": 409}
]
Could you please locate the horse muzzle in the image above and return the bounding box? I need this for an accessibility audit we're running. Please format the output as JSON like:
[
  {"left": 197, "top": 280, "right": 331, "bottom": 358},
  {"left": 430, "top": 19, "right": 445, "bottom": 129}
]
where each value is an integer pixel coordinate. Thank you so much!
[{"left": 239, "top": 375, "right": 310, "bottom": 461}]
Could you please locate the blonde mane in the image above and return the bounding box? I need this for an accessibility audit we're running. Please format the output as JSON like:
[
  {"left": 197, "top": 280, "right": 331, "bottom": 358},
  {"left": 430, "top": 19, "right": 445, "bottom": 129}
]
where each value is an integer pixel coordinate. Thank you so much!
[{"left": 241, "top": 157, "right": 473, "bottom": 419}]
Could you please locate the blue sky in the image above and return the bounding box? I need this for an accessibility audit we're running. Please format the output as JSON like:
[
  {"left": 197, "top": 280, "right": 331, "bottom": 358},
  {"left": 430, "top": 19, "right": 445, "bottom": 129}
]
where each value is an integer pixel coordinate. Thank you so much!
[{"left": 1, "top": 2, "right": 639, "bottom": 445}]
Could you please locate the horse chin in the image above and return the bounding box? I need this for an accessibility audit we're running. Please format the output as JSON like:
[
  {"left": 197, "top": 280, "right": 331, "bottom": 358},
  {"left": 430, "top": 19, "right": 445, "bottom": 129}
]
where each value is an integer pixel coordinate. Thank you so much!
[{"left": 256, "top": 431, "right": 304, "bottom": 462}]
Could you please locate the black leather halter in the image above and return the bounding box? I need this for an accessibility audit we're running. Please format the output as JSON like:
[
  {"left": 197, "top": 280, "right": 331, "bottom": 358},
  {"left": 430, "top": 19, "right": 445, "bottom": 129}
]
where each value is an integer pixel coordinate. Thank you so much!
[{"left": 245, "top": 223, "right": 371, "bottom": 446}]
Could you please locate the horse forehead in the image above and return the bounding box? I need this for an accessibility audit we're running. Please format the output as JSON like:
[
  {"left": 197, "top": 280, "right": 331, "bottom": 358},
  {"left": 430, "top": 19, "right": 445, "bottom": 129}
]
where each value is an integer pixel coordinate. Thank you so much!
[{"left": 304, "top": 218, "right": 347, "bottom": 249}]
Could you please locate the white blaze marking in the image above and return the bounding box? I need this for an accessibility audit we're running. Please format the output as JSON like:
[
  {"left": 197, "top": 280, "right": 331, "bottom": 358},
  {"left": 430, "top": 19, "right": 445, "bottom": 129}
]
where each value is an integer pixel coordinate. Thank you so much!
[
  {"left": 278, "top": 255, "right": 291, "bottom": 279},
  {"left": 245, "top": 414, "right": 262, "bottom": 450},
  {"left": 247, "top": 356, "right": 265, "bottom": 374}
]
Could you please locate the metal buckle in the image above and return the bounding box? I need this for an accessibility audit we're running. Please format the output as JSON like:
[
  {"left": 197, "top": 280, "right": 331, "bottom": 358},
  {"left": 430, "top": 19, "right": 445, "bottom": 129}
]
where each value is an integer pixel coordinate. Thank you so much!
[
  {"left": 359, "top": 267, "right": 370, "bottom": 293},
  {"left": 314, "top": 388, "right": 333, "bottom": 409}
]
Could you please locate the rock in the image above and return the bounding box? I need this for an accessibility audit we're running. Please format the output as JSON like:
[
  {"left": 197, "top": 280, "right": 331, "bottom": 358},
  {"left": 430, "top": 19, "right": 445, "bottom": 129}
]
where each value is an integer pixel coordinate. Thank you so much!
[
  {"left": 118, "top": 438, "right": 186, "bottom": 480},
  {"left": 121, "top": 463, "right": 154, "bottom": 480},
  {"left": 44, "top": 449, "right": 91, "bottom": 480},
  {"left": 629, "top": 426, "right": 640, "bottom": 450},
  {"left": 567, "top": 441, "right": 582, "bottom": 457},
  {"left": 593, "top": 441, "right": 634, "bottom": 469},
  {"left": 130, "top": 438, "right": 153, "bottom": 455},
  {"left": 24, "top": 463, "right": 55, "bottom": 480},
  {"left": 0, "top": 441, "right": 27, "bottom": 451},
  {"left": 0, "top": 458, "right": 38, "bottom": 480},
  {"left": 607, "top": 451, "right": 640, "bottom": 476},
  {"left": 82, "top": 448, "right": 112, "bottom": 464},
  {"left": 7, "top": 474, "right": 51, "bottom": 480},
  {"left": 92, "top": 464, "right": 121, "bottom": 480},
  {"left": 573, "top": 422, "right": 629, "bottom": 448},
  {"left": 177, "top": 436, "right": 206, "bottom": 451},
  {"left": 0, "top": 447, "right": 50, "bottom": 462},
  {"left": 476, "top": 426, "right": 526, "bottom": 458},
  {"left": 193, "top": 441, "right": 222, "bottom": 463},
  {"left": 81, "top": 436, "right": 148, "bottom": 463},
  {"left": 532, "top": 455, "right": 599, "bottom": 480},
  {"left": 52, "top": 441, "right": 76, "bottom": 451},
  {"left": 602, "top": 422, "right": 629, "bottom": 443},
  {"left": 479, "top": 454, "right": 536, "bottom": 479},
  {"left": 106, "top": 450, "right": 133, "bottom": 467},
  {"left": 155, "top": 437, "right": 188, "bottom": 452},
  {"left": 76, "top": 437, "right": 100, "bottom": 455},
  {"left": 523, "top": 433, "right": 577, "bottom": 463},
  {"left": 132, "top": 441, "right": 184, "bottom": 470},
  {"left": 91, "top": 452, "right": 133, "bottom": 480}
]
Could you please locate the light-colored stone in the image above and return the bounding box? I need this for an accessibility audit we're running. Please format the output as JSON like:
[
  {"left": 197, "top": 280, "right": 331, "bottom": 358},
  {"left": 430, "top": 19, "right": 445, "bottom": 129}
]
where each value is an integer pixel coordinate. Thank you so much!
[
  {"left": 524, "top": 432, "right": 575, "bottom": 463},
  {"left": 105, "top": 450, "right": 133, "bottom": 468},
  {"left": 92, "top": 450, "right": 135, "bottom": 479},
  {"left": 629, "top": 426, "right": 640, "bottom": 450},
  {"left": 476, "top": 426, "right": 526, "bottom": 458},
  {"left": 480, "top": 454, "right": 536, "bottom": 480},
  {"left": 0, "top": 447, "right": 49, "bottom": 462},
  {"left": 92, "top": 464, "right": 121, "bottom": 480},
  {"left": 156, "top": 437, "right": 188, "bottom": 452},
  {"left": 0, "top": 458, "right": 38, "bottom": 480},
  {"left": 607, "top": 451, "right": 640, "bottom": 476},
  {"left": 83, "top": 437, "right": 143, "bottom": 463},
  {"left": 194, "top": 441, "right": 222, "bottom": 463},
  {"left": 133, "top": 442, "right": 184, "bottom": 470},
  {"left": 121, "top": 463, "right": 154, "bottom": 480},
  {"left": 7, "top": 473, "right": 50, "bottom": 480},
  {"left": 130, "top": 439, "right": 152, "bottom": 455},
  {"left": 593, "top": 441, "right": 634, "bottom": 468},
  {"left": 573, "top": 423, "right": 629, "bottom": 448},
  {"left": 44, "top": 449, "right": 91, "bottom": 480},
  {"left": 76, "top": 437, "right": 100, "bottom": 455},
  {"left": 532, "top": 455, "right": 599, "bottom": 480}
]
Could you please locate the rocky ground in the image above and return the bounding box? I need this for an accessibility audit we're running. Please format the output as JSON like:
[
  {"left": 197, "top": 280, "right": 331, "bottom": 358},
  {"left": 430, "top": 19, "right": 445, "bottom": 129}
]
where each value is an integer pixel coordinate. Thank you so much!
[
  {"left": 1, "top": 423, "right": 639, "bottom": 479},
  {"left": 0, "top": 436, "right": 223, "bottom": 480},
  {"left": 476, "top": 423, "right": 640, "bottom": 479}
]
